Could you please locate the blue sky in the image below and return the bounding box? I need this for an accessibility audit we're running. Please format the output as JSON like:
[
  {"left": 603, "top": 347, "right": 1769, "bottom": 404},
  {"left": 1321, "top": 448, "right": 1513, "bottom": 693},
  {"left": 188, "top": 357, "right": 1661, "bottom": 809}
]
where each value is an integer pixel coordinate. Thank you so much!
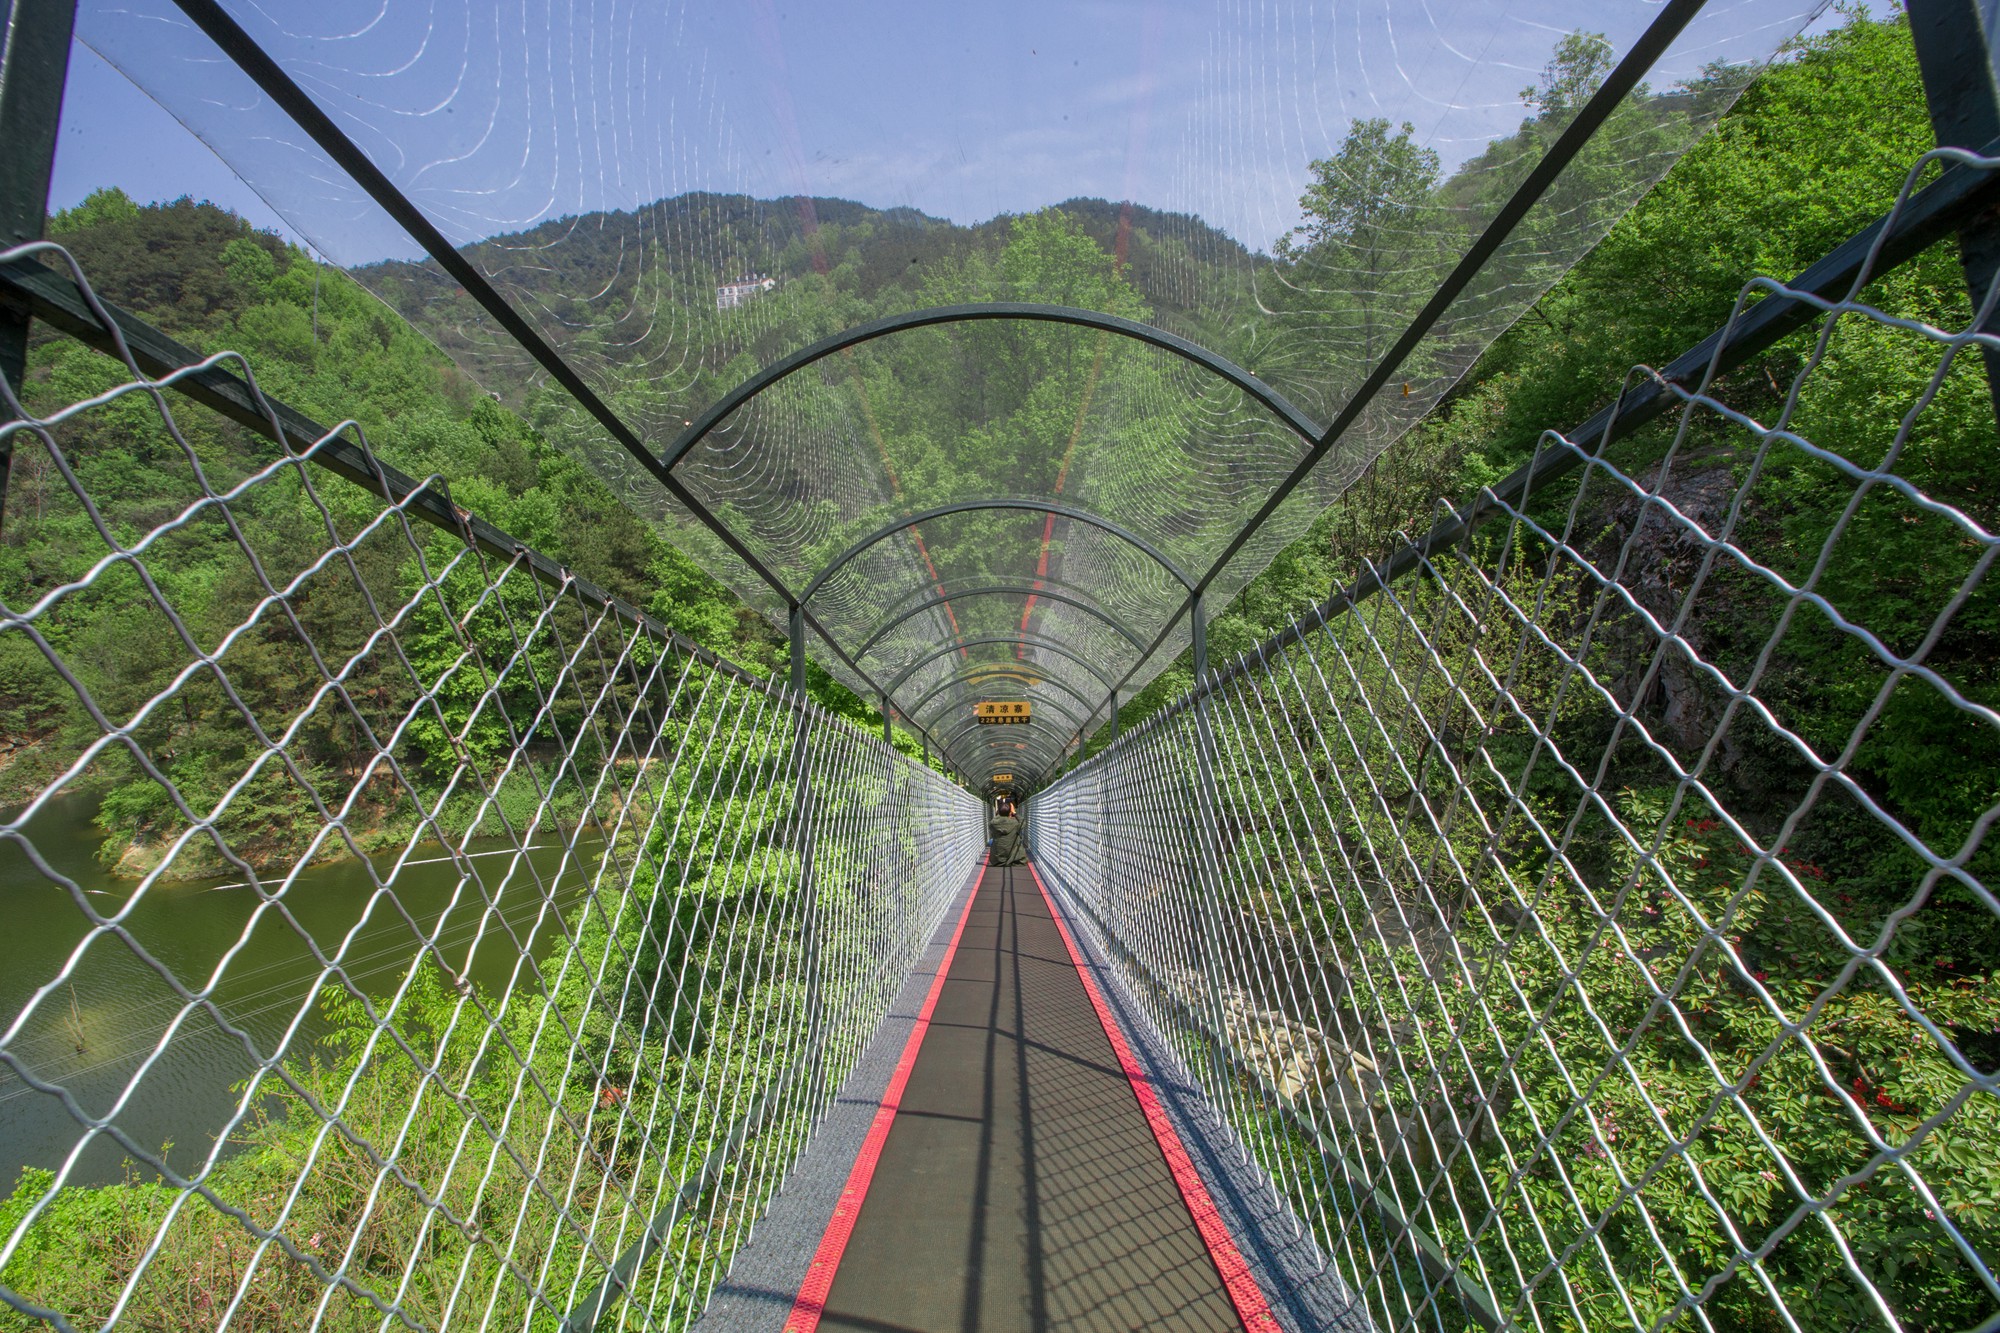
[
  {"left": 51, "top": 43, "right": 302, "bottom": 241},
  {"left": 54, "top": 0, "right": 1829, "bottom": 263}
]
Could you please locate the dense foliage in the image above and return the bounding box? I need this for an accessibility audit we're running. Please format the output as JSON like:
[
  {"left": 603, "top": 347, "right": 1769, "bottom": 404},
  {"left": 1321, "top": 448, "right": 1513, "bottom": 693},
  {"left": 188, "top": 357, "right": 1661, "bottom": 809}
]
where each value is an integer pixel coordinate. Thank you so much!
[
  {"left": 0, "top": 189, "right": 971, "bottom": 1327},
  {"left": 0, "top": 668, "right": 965, "bottom": 1329}
]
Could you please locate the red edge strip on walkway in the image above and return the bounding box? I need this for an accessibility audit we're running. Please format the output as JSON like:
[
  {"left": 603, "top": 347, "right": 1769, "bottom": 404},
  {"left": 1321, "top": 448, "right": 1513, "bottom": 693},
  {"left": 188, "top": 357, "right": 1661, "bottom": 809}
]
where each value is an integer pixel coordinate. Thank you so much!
[
  {"left": 782, "top": 857, "right": 988, "bottom": 1333},
  {"left": 1028, "top": 862, "right": 1283, "bottom": 1333}
]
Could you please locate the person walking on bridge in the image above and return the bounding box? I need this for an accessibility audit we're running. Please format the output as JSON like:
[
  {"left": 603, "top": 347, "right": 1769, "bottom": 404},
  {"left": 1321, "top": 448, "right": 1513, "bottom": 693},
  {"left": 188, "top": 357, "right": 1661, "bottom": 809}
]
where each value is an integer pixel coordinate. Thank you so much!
[{"left": 988, "top": 795, "right": 1027, "bottom": 865}]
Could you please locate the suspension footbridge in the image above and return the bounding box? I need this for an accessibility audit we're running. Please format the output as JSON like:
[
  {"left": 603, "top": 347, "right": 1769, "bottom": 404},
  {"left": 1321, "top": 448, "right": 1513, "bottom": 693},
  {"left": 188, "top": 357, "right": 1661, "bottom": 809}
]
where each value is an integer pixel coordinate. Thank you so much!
[{"left": 2, "top": 0, "right": 1998, "bottom": 1328}]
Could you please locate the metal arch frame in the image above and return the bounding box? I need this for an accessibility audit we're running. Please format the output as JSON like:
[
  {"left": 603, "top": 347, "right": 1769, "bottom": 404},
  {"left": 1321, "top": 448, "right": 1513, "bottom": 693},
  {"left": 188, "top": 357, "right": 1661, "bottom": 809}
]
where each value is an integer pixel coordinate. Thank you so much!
[
  {"left": 924, "top": 713, "right": 1086, "bottom": 784},
  {"left": 937, "top": 716, "right": 1083, "bottom": 783},
  {"left": 868, "top": 564, "right": 1136, "bottom": 632},
  {"left": 912, "top": 657, "right": 1100, "bottom": 773},
  {"left": 658, "top": 303, "right": 1323, "bottom": 473},
  {"left": 885, "top": 632, "right": 1118, "bottom": 698},
  {"left": 939, "top": 686, "right": 1090, "bottom": 738},
  {"left": 940, "top": 716, "right": 1068, "bottom": 770},
  {"left": 856, "top": 583, "right": 1148, "bottom": 658},
  {"left": 185, "top": 0, "right": 1722, "bottom": 809},
  {"left": 944, "top": 712, "right": 1074, "bottom": 759},
  {"left": 948, "top": 732, "right": 1072, "bottom": 784},
  {"left": 907, "top": 675, "right": 1091, "bottom": 738},
  {"left": 955, "top": 721, "right": 1086, "bottom": 770},
  {"left": 905, "top": 664, "right": 1096, "bottom": 735},
  {"left": 957, "top": 735, "right": 1063, "bottom": 789},
  {"left": 941, "top": 716, "right": 1070, "bottom": 775},
  {"left": 801, "top": 499, "right": 1197, "bottom": 608}
]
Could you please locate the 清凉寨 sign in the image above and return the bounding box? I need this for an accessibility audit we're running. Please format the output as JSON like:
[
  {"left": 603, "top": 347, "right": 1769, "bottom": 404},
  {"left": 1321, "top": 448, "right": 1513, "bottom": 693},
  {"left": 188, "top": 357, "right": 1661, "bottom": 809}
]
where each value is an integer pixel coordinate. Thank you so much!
[
  {"left": 991, "top": 773, "right": 1013, "bottom": 784},
  {"left": 974, "top": 701, "right": 1031, "bottom": 725}
]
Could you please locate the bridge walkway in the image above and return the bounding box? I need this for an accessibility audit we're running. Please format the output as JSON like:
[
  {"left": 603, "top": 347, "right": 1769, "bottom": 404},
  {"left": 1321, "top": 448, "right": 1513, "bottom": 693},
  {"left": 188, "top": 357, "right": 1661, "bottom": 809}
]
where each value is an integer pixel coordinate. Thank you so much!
[{"left": 779, "top": 861, "right": 1266, "bottom": 1333}]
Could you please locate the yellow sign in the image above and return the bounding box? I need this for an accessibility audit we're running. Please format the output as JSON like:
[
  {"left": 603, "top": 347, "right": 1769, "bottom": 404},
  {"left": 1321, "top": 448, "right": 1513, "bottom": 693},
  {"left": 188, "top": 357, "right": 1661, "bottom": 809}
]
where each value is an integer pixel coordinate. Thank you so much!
[
  {"left": 974, "top": 700, "right": 1032, "bottom": 725},
  {"left": 991, "top": 773, "right": 1013, "bottom": 784}
]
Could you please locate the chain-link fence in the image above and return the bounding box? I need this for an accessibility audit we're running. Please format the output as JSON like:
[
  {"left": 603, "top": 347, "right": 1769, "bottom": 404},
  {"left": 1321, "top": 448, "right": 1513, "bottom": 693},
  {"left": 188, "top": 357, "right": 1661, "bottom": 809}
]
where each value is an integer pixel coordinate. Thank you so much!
[
  {"left": 0, "top": 242, "right": 984, "bottom": 1331},
  {"left": 1031, "top": 145, "right": 2000, "bottom": 1333}
]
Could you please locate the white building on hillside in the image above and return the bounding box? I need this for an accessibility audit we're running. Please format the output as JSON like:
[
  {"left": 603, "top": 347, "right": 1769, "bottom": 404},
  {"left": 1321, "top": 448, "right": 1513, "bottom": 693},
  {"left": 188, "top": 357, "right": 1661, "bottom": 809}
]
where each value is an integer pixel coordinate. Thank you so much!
[{"left": 716, "top": 274, "right": 777, "bottom": 311}]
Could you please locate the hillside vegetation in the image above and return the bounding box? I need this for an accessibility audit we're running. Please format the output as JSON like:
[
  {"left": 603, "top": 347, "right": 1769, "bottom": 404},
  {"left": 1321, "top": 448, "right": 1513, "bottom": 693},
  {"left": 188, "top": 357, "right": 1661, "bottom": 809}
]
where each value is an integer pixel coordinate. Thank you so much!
[
  {"left": 1118, "top": 14, "right": 2000, "bottom": 1329},
  {"left": 0, "top": 195, "right": 901, "bottom": 872}
]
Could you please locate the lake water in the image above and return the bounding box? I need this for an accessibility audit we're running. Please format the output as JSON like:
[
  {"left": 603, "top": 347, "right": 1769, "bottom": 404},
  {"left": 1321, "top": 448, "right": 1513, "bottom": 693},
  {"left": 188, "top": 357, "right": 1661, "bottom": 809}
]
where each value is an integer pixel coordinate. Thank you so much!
[{"left": 0, "top": 794, "right": 597, "bottom": 1193}]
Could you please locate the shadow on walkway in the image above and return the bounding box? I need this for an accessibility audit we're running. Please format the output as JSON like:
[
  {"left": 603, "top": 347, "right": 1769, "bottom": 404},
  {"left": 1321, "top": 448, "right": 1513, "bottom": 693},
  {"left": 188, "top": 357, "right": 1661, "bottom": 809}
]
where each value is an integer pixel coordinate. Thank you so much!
[{"left": 817, "top": 864, "right": 1243, "bottom": 1333}]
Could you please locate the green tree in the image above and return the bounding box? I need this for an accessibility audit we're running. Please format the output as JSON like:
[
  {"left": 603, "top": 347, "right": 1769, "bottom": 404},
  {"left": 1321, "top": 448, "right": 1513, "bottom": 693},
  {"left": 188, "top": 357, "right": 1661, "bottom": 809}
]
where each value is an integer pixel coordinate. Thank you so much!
[{"left": 1277, "top": 118, "right": 1446, "bottom": 378}]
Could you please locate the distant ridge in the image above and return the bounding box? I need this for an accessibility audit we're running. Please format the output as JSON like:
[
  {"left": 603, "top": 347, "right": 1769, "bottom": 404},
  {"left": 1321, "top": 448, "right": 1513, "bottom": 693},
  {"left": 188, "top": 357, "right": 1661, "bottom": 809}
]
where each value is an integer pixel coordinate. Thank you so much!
[{"left": 353, "top": 191, "right": 1261, "bottom": 340}]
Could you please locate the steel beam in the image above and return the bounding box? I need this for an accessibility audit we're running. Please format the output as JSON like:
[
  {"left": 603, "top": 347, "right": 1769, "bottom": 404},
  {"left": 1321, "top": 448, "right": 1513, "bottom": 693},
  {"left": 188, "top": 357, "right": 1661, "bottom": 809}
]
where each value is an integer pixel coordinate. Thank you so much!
[
  {"left": 1909, "top": 0, "right": 2000, "bottom": 426},
  {"left": 788, "top": 603, "right": 806, "bottom": 698},
  {"left": 1182, "top": 591, "right": 1237, "bottom": 1100},
  {"left": 0, "top": 0, "right": 75, "bottom": 536}
]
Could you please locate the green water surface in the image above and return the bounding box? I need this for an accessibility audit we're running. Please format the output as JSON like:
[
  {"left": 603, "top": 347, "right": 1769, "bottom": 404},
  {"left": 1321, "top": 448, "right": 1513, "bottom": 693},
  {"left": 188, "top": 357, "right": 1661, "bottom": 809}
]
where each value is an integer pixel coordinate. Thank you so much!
[{"left": 0, "top": 794, "right": 597, "bottom": 1192}]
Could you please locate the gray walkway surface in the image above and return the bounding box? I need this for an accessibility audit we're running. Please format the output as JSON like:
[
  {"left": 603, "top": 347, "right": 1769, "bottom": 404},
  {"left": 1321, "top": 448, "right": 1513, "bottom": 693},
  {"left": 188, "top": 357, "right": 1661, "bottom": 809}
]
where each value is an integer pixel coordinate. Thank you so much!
[{"left": 815, "top": 862, "right": 1237, "bottom": 1331}]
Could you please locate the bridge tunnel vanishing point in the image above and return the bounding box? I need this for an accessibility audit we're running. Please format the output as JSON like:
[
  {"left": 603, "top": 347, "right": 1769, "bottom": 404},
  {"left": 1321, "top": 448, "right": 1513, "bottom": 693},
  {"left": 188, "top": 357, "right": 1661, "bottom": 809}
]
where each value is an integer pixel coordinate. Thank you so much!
[{"left": 3, "top": 0, "right": 2000, "bottom": 1329}]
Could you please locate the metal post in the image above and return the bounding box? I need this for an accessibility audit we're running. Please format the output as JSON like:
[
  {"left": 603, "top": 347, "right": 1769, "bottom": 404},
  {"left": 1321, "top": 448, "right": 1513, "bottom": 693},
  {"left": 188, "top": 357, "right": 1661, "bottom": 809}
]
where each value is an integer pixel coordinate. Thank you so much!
[
  {"left": 784, "top": 600, "right": 819, "bottom": 1120},
  {"left": 1184, "top": 594, "right": 1236, "bottom": 1100},
  {"left": 879, "top": 691, "right": 892, "bottom": 745},
  {"left": 1109, "top": 688, "right": 1119, "bottom": 741},
  {"left": 0, "top": 0, "right": 77, "bottom": 536},
  {"left": 1909, "top": 0, "right": 2000, "bottom": 427},
  {"left": 788, "top": 602, "right": 806, "bottom": 698},
  {"left": 1097, "top": 759, "right": 1111, "bottom": 916}
]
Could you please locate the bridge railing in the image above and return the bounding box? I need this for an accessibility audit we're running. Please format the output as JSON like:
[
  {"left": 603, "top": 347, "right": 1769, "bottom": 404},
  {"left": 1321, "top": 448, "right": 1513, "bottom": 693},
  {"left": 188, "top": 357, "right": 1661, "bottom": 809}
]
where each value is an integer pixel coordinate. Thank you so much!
[
  {"left": 1031, "top": 145, "right": 2000, "bottom": 1333},
  {"left": 0, "top": 243, "right": 984, "bottom": 1332}
]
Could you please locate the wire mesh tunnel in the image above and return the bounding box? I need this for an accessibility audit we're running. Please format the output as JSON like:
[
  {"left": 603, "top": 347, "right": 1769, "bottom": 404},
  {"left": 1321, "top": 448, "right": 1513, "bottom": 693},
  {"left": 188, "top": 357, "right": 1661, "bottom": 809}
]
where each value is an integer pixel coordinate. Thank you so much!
[{"left": 2, "top": 0, "right": 1998, "bottom": 1329}]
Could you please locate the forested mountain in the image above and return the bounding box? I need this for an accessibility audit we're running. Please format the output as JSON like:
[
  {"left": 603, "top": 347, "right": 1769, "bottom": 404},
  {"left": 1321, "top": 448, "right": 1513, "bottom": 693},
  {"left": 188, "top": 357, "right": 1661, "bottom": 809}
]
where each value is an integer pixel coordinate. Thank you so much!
[
  {"left": 358, "top": 190, "right": 1254, "bottom": 335},
  {"left": 325, "top": 23, "right": 1767, "bottom": 771}
]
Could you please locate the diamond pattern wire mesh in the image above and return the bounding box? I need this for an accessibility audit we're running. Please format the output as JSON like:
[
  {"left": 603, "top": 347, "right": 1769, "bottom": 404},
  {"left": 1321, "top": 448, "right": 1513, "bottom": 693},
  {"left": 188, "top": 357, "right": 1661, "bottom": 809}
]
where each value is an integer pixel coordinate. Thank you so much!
[
  {"left": 0, "top": 242, "right": 984, "bottom": 1331},
  {"left": 1031, "top": 147, "right": 2000, "bottom": 1332}
]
